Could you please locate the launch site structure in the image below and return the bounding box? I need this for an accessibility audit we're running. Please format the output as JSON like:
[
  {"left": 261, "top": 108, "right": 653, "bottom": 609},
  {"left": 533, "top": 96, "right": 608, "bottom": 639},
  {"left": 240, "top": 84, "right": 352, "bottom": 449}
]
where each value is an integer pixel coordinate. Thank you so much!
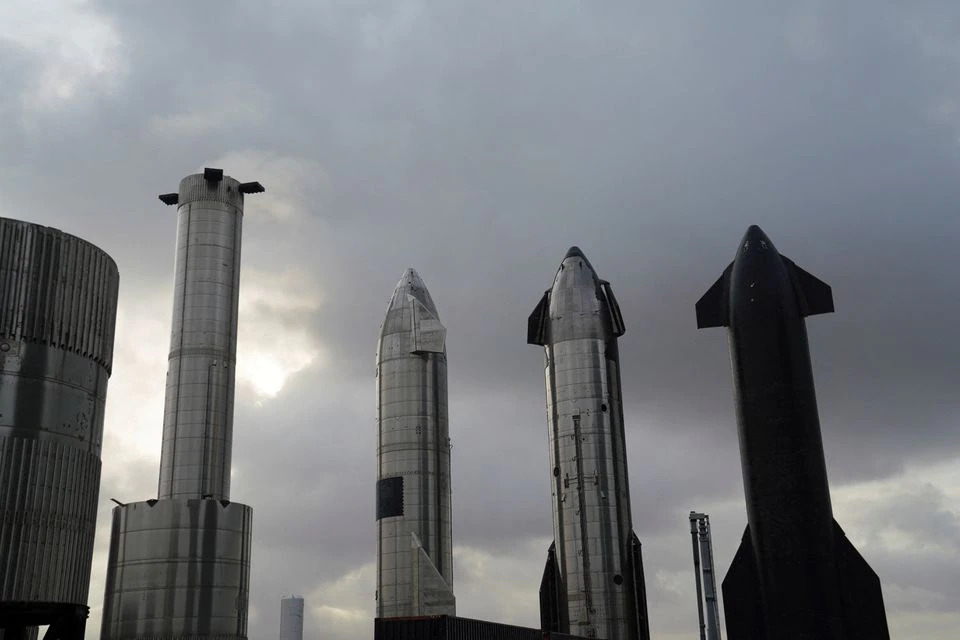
[
  {"left": 101, "top": 168, "right": 264, "bottom": 640},
  {"left": 0, "top": 218, "right": 119, "bottom": 640},
  {"left": 376, "top": 269, "right": 456, "bottom": 618},
  {"left": 279, "top": 597, "right": 304, "bottom": 640}
]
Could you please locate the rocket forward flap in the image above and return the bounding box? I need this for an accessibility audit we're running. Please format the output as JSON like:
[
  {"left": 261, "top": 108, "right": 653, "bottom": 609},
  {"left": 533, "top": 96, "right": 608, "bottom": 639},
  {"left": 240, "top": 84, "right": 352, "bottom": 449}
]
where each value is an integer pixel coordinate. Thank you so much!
[
  {"left": 721, "top": 527, "right": 766, "bottom": 640},
  {"left": 539, "top": 541, "right": 567, "bottom": 633},
  {"left": 695, "top": 264, "right": 733, "bottom": 329},
  {"left": 408, "top": 294, "right": 446, "bottom": 353},
  {"left": 601, "top": 281, "right": 626, "bottom": 337},
  {"left": 782, "top": 257, "right": 834, "bottom": 317},
  {"left": 528, "top": 291, "right": 550, "bottom": 346},
  {"left": 834, "top": 521, "right": 890, "bottom": 639},
  {"left": 410, "top": 532, "right": 456, "bottom": 616}
]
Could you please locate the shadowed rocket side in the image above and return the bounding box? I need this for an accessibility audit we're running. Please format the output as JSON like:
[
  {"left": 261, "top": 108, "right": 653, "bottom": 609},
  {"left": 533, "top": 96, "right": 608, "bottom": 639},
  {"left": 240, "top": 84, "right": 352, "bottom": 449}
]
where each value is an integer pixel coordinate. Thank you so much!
[
  {"left": 697, "top": 225, "right": 889, "bottom": 640},
  {"left": 376, "top": 269, "right": 455, "bottom": 618},
  {"left": 529, "top": 247, "right": 650, "bottom": 640}
]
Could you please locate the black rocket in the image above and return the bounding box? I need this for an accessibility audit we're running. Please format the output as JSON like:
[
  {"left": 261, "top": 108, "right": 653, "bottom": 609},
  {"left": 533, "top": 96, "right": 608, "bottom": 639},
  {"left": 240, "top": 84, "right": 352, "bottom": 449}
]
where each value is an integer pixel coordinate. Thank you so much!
[{"left": 696, "top": 225, "right": 889, "bottom": 639}]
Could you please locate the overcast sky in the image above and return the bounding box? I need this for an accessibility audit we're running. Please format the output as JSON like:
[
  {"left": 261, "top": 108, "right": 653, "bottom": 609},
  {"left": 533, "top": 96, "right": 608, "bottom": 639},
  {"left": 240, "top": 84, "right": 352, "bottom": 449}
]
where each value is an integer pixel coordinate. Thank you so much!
[{"left": 2, "top": 1, "right": 959, "bottom": 638}]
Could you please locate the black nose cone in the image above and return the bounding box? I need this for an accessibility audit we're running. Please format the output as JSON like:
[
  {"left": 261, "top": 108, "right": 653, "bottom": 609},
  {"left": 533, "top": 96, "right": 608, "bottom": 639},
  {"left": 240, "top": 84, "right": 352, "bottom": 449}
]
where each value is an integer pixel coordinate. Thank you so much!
[
  {"left": 565, "top": 246, "right": 585, "bottom": 260},
  {"left": 740, "top": 225, "right": 778, "bottom": 253}
]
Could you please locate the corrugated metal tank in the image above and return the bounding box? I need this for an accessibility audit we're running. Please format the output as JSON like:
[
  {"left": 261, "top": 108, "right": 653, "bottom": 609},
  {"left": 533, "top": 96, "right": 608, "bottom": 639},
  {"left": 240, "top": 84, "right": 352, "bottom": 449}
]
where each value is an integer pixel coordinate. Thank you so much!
[{"left": 0, "top": 217, "right": 119, "bottom": 606}]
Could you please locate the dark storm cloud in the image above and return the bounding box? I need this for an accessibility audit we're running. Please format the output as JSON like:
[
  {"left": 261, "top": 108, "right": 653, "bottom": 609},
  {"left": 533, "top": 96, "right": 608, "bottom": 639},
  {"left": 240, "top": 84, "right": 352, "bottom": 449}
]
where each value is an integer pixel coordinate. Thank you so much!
[{"left": 3, "top": 1, "right": 959, "bottom": 638}]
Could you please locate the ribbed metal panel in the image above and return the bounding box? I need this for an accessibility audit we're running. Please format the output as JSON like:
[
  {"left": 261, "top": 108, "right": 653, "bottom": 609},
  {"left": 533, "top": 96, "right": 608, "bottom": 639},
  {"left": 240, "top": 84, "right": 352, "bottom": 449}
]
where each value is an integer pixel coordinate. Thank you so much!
[
  {"left": 0, "top": 438, "right": 101, "bottom": 602},
  {"left": 0, "top": 216, "right": 118, "bottom": 611},
  {"left": 0, "top": 217, "right": 119, "bottom": 373},
  {"left": 177, "top": 174, "right": 245, "bottom": 208}
]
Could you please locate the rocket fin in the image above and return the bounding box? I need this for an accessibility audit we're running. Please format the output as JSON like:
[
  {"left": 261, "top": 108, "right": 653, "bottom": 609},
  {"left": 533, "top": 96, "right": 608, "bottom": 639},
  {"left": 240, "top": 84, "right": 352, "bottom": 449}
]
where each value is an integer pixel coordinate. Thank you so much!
[
  {"left": 834, "top": 520, "right": 890, "bottom": 639},
  {"left": 721, "top": 527, "right": 766, "bottom": 640},
  {"left": 696, "top": 263, "right": 733, "bottom": 328},
  {"left": 410, "top": 532, "right": 456, "bottom": 616},
  {"left": 782, "top": 256, "right": 834, "bottom": 317},
  {"left": 408, "top": 294, "right": 446, "bottom": 353},
  {"left": 539, "top": 541, "right": 568, "bottom": 632},
  {"left": 601, "top": 281, "right": 626, "bottom": 337},
  {"left": 528, "top": 291, "right": 550, "bottom": 345},
  {"left": 629, "top": 531, "right": 652, "bottom": 640}
]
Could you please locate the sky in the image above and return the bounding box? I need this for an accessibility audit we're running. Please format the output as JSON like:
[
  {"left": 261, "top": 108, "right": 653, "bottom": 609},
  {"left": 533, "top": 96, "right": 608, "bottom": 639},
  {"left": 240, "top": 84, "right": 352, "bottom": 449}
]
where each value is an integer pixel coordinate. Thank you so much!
[{"left": 2, "top": 1, "right": 959, "bottom": 638}]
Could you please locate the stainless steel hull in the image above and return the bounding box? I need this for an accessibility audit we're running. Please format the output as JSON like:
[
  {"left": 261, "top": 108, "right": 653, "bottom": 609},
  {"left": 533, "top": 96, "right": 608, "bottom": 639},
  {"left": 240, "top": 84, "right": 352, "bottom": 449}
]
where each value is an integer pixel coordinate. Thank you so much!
[
  {"left": 100, "top": 499, "right": 253, "bottom": 640},
  {"left": 101, "top": 170, "right": 262, "bottom": 640},
  {"left": 158, "top": 173, "right": 246, "bottom": 501},
  {"left": 376, "top": 269, "right": 455, "bottom": 618},
  {"left": 0, "top": 217, "right": 119, "bottom": 639},
  {"left": 529, "top": 248, "right": 649, "bottom": 640}
]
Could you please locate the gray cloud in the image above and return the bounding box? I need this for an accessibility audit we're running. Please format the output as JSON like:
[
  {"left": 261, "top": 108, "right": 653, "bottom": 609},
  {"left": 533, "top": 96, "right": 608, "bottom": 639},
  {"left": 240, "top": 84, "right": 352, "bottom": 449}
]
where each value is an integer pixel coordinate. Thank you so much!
[{"left": 2, "top": 1, "right": 959, "bottom": 638}]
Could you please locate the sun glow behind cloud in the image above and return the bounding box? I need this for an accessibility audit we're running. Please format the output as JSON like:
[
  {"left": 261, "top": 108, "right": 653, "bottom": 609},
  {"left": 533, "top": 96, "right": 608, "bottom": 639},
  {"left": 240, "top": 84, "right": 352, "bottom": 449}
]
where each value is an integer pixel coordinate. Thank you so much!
[{"left": 237, "top": 268, "right": 324, "bottom": 400}]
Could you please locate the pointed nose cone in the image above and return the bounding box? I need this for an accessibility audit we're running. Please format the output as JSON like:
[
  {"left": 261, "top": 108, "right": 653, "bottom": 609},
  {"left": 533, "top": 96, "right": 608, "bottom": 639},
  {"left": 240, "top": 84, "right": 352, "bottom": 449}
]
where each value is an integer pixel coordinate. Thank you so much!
[
  {"left": 739, "top": 225, "right": 779, "bottom": 254},
  {"left": 389, "top": 267, "right": 439, "bottom": 316},
  {"left": 557, "top": 245, "right": 597, "bottom": 279}
]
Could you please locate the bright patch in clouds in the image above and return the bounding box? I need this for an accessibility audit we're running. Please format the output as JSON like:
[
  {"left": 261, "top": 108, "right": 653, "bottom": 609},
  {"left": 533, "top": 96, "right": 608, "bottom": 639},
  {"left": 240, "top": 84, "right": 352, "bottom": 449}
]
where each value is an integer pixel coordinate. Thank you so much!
[
  {"left": 0, "top": 0, "right": 123, "bottom": 109},
  {"left": 306, "top": 563, "right": 375, "bottom": 639},
  {"left": 237, "top": 268, "right": 324, "bottom": 399}
]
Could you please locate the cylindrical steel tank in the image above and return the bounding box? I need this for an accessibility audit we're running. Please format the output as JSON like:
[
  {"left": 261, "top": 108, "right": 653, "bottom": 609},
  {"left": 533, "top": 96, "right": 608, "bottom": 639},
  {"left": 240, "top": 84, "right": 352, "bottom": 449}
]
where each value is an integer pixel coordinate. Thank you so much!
[
  {"left": 100, "top": 499, "right": 253, "bottom": 639},
  {"left": 0, "top": 217, "right": 119, "bottom": 636},
  {"left": 100, "top": 169, "right": 260, "bottom": 640},
  {"left": 158, "top": 172, "right": 245, "bottom": 500},
  {"left": 279, "top": 597, "right": 304, "bottom": 640}
]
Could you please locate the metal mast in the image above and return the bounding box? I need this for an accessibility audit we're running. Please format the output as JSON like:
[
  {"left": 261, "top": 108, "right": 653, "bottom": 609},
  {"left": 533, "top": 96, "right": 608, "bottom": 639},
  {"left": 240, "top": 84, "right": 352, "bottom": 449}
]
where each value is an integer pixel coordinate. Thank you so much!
[{"left": 690, "top": 512, "right": 722, "bottom": 640}]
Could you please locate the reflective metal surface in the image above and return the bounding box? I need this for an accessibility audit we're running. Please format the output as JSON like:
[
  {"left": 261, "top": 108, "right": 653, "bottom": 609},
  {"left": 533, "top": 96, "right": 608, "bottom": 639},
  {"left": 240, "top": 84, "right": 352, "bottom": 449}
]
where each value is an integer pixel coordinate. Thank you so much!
[
  {"left": 279, "top": 597, "right": 304, "bottom": 640},
  {"left": 529, "top": 247, "right": 649, "bottom": 640},
  {"left": 100, "top": 499, "right": 253, "bottom": 640},
  {"left": 376, "top": 269, "right": 455, "bottom": 618},
  {"left": 157, "top": 172, "right": 246, "bottom": 500},
  {"left": 0, "top": 217, "right": 119, "bottom": 611},
  {"left": 101, "top": 170, "right": 260, "bottom": 640}
]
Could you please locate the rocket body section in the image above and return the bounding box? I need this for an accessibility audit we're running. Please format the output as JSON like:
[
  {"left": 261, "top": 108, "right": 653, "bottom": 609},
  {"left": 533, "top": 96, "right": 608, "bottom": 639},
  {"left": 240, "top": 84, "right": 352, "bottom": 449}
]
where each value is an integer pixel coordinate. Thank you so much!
[
  {"left": 101, "top": 170, "right": 261, "bottom": 640},
  {"left": 529, "top": 248, "right": 649, "bottom": 640},
  {"left": 158, "top": 173, "right": 244, "bottom": 500},
  {"left": 697, "top": 225, "right": 889, "bottom": 639},
  {"left": 376, "top": 269, "right": 455, "bottom": 618}
]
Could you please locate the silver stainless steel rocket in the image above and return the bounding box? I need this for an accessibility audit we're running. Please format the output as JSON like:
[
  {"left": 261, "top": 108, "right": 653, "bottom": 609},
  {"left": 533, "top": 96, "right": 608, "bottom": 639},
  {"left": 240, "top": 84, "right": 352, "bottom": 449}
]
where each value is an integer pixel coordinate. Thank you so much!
[
  {"left": 0, "top": 218, "right": 119, "bottom": 640},
  {"left": 376, "top": 268, "right": 455, "bottom": 618},
  {"left": 101, "top": 168, "right": 264, "bottom": 640},
  {"left": 529, "top": 247, "right": 650, "bottom": 640}
]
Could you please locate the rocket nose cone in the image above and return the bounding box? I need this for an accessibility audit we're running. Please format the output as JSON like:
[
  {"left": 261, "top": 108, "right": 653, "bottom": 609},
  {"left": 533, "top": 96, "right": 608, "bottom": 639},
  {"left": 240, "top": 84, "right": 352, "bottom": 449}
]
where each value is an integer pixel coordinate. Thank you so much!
[
  {"left": 565, "top": 246, "right": 585, "bottom": 260},
  {"left": 739, "top": 225, "right": 779, "bottom": 254},
  {"left": 743, "top": 224, "right": 771, "bottom": 243},
  {"left": 390, "top": 268, "right": 438, "bottom": 315}
]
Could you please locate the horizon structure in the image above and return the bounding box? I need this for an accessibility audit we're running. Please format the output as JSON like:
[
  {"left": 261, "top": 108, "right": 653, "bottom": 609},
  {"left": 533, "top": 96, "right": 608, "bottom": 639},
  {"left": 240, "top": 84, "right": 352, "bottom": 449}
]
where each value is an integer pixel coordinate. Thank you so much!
[
  {"left": 696, "top": 225, "right": 889, "bottom": 639},
  {"left": 0, "top": 218, "right": 119, "bottom": 640},
  {"left": 376, "top": 268, "right": 455, "bottom": 618},
  {"left": 279, "top": 596, "right": 304, "bottom": 640},
  {"left": 528, "top": 247, "right": 651, "bottom": 640},
  {"left": 100, "top": 168, "right": 264, "bottom": 640}
]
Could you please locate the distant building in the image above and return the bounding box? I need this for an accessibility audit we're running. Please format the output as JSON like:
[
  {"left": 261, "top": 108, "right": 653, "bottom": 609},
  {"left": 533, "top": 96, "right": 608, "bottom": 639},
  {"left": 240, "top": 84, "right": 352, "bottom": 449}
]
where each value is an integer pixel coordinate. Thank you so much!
[{"left": 280, "top": 597, "right": 305, "bottom": 640}]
